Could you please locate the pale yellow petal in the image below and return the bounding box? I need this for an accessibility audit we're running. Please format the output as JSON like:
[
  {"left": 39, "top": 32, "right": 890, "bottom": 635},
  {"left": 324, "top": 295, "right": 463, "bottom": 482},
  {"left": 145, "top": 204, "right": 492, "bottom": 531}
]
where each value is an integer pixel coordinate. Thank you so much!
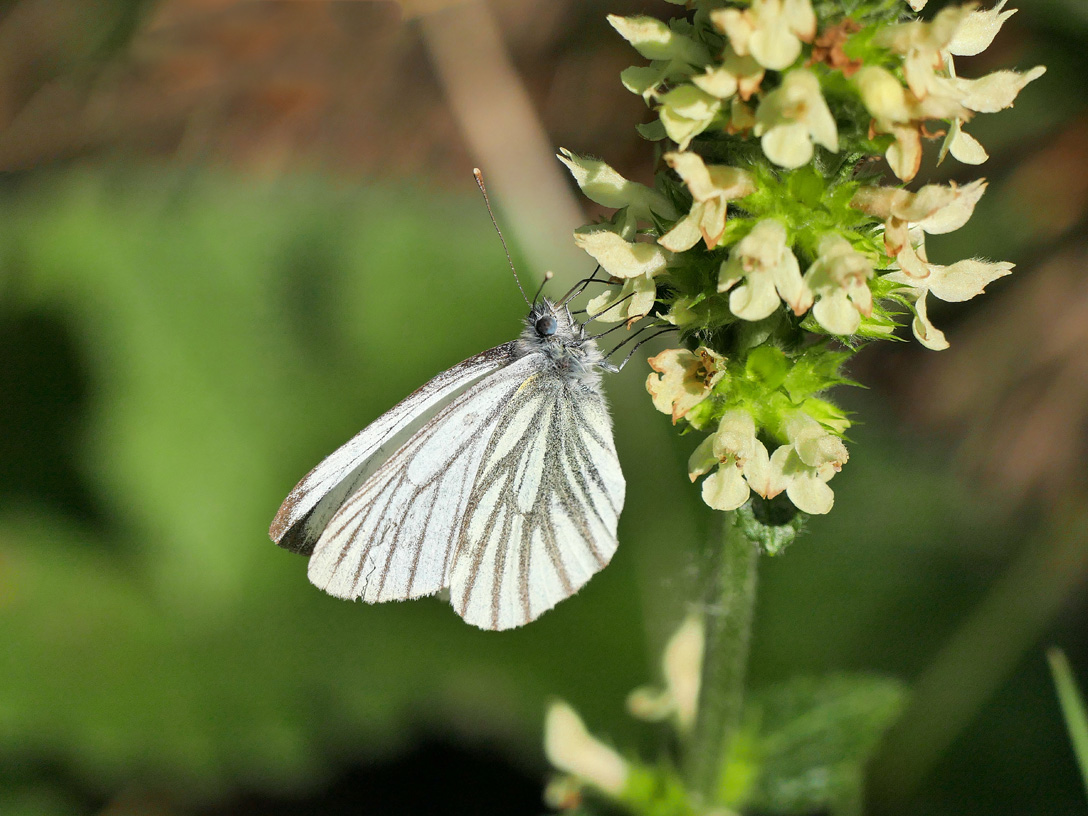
[
  {"left": 783, "top": 0, "right": 816, "bottom": 41},
  {"left": 773, "top": 248, "right": 810, "bottom": 315},
  {"left": 762, "top": 122, "right": 814, "bottom": 169},
  {"left": 786, "top": 470, "right": 835, "bottom": 514},
  {"left": 665, "top": 151, "right": 714, "bottom": 199},
  {"left": 813, "top": 291, "right": 861, "bottom": 335},
  {"left": 658, "top": 210, "right": 703, "bottom": 252},
  {"left": 765, "top": 445, "right": 792, "bottom": 499},
  {"left": 692, "top": 66, "right": 739, "bottom": 99},
  {"left": 730, "top": 273, "right": 781, "bottom": 321},
  {"left": 749, "top": 21, "right": 801, "bottom": 71},
  {"left": 910, "top": 291, "right": 950, "bottom": 351},
  {"left": 916, "top": 179, "right": 987, "bottom": 235},
  {"left": 886, "top": 125, "right": 922, "bottom": 183},
  {"left": 948, "top": 124, "right": 989, "bottom": 165},
  {"left": 927, "top": 259, "right": 1013, "bottom": 302},
  {"left": 948, "top": 1, "right": 1016, "bottom": 57},
  {"left": 805, "top": 93, "right": 840, "bottom": 153},
  {"left": 855, "top": 66, "right": 911, "bottom": 124},
  {"left": 574, "top": 230, "right": 669, "bottom": 279},
  {"left": 711, "top": 8, "right": 755, "bottom": 56},
  {"left": 742, "top": 440, "right": 773, "bottom": 498},
  {"left": 956, "top": 66, "right": 1046, "bottom": 113},
  {"left": 688, "top": 434, "right": 718, "bottom": 480},
  {"left": 701, "top": 465, "right": 751, "bottom": 511},
  {"left": 544, "top": 703, "right": 629, "bottom": 795}
]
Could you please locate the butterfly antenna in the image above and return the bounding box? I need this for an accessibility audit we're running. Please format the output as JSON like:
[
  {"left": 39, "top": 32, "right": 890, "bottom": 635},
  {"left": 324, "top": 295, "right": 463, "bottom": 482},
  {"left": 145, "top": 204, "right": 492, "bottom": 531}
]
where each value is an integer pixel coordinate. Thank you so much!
[
  {"left": 532, "top": 271, "right": 553, "bottom": 307},
  {"left": 473, "top": 168, "right": 530, "bottom": 307},
  {"left": 608, "top": 327, "right": 677, "bottom": 371},
  {"left": 587, "top": 316, "right": 650, "bottom": 342},
  {"left": 558, "top": 264, "right": 603, "bottom": 307}
]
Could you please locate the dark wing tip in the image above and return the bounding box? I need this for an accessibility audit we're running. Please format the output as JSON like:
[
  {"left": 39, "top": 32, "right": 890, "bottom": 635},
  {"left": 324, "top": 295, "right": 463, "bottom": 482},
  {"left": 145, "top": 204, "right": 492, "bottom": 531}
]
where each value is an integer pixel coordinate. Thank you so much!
[{"left": 269, "top": 491, "right": 316, "bottom": 556}]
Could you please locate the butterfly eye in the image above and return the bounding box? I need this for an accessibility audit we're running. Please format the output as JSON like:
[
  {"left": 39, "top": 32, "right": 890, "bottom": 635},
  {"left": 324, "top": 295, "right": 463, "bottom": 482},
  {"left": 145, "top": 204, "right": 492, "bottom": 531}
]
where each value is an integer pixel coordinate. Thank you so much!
[{"left": 535, "top": 315, "right": 558, "bottom": 337}]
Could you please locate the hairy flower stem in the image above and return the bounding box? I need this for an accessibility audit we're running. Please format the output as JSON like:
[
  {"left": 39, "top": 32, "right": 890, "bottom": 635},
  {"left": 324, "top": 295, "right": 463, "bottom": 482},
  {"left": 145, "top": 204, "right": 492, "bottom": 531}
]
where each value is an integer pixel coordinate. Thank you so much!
[{"left": 686, "top": 508, "right": 760, "bottom": 805}]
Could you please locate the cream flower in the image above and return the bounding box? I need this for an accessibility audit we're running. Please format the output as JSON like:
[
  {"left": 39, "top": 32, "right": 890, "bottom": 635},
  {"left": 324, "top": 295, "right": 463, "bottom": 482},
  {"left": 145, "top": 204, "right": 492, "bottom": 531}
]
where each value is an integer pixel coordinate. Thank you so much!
[
  {"left": 587, "top": 275, "right": 658, "bottom": 324},
  {"left": 870, "top": 4, "right": 1044, "bottom": 177},
  {"left": 627, "top": 613, "right": 703, "bottom": 733},
  {"left": 939, "top": 118, "right": 988, "bottom": 166},
  {"left": 718, "top": 219, "right": 808, "bottom": 321},
  {"left": 575, "top": 227, "right": 670, "bottom": 323},
  {"left": 853, "top": 57, "right": 968, "bottom": 181},
  {"left": 574, "top": 226, "right": 670, "bottom": 323},
  {"left": 658, "top": 85, "right": 721, "bottom": 150},
  {"left": 766, "top": 412, "right": 848, "bottom": 515},
  {"left": 884, "top": 233, "right": 1013, "bottom": 350},
  {"left": 711, "top": 0, "right": 816, "bottom": 72},
  {"left": 802, "top": 234, "right": 874, "bottom": 335},
  {"left": 754, "top": 69, "right": 839, "bottom": 169},
  {"left": 659, "top": 152, "right": 756, "bottom": 251},
  {"left": 692, "top": 48, "right": 766, "bottom": 102},
  {"left": 689, "top": 410, "right": 773, "bottom": 512},
  {"left": 850, "top": 179, "right": 987, "bottom": 272},
  {"left": 949, "top": 65, "right": 1047, "bottom": 115},
  {"left": 932, "top": 58, "right": 1046, "bottom": 171},
  {"left": 646, "top": 346, "right": 726, "bottom": 424},
  {"left": 608, "top": 10, "right": 710, "bottom": 100},
  {"left": 544, "top": 702, "right": 629, "bottom": 796},
  {"left": 853, "top": 65, "right": 932, "bottom": 182},
  {"left": 557, "top": 149, "right": 678, "bottom": 229},
  {"left": 607, "top": 14, "right": 708, "bottom": 64}
]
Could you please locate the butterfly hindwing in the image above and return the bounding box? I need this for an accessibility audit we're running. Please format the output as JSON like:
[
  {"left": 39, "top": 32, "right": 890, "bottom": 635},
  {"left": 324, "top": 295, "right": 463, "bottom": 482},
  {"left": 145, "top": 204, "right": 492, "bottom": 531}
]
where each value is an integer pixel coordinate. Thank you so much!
[
  {"left": 306, "top": 354, "right": 541, "bottom": 603},
  {"left": 449, "top": 369, "right": 625, "bottom": 630}
]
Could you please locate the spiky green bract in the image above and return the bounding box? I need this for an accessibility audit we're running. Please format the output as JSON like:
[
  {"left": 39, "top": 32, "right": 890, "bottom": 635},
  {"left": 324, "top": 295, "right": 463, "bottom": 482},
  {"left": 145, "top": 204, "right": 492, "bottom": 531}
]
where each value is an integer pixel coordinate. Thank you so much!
[{"left": 682, "top": 343, "right": 852, "bottom": 447}]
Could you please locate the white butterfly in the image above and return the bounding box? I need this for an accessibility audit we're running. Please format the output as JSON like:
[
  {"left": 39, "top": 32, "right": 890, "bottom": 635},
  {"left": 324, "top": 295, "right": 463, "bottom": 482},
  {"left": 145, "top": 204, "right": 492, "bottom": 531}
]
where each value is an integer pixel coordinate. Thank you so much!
[{"left": 269, "top": 296, "right": 626, "bottom": 630}]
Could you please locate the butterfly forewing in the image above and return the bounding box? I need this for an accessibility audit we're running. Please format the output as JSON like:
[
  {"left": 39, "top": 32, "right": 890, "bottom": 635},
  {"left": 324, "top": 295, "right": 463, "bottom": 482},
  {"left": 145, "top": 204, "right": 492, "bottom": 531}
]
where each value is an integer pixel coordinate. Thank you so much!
[
  {"left": 306, "top": 354, "right": 542, "bottom": 603},
  {"left": 449, "top": 372, "right": 625, "bottom": 630},
  {"left": 270, "top": 342, "right": 518, "bottom": 555}
]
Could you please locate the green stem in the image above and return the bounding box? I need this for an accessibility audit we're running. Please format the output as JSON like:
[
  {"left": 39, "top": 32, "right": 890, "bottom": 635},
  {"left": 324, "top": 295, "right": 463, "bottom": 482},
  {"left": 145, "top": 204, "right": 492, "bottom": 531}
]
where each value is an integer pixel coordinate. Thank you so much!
[{"left": 686, "top": 508, "right": 760, "bottom": 805}]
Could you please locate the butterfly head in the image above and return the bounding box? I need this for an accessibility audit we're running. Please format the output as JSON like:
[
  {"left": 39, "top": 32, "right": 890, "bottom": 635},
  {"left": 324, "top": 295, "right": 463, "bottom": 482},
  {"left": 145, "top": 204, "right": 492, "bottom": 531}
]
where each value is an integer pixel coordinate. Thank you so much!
[
  {"left": 526, "top": 298, "right": 579, "bottom": 341},
  {"left": 534, "top": 313, "right": 558, "bottom": 337},
  {"left": 520, "top": 298, "right": 606, "bottom": 383}
]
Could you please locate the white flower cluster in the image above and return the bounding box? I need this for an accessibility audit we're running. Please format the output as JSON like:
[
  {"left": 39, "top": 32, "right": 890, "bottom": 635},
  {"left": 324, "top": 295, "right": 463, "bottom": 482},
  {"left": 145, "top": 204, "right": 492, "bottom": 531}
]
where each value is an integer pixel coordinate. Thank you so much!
[
  {"left": 855, "top": 2, "right": 1044, "bottom": 181},
  {"left": 688, "top": 409, "right": 848, "bottom": 515},
  {"left": 560, "top": 150, "right": 879, "bottom": 336},
  {"left": 851, "top": 180, "right": 1013, "bottom": 349},
  {"left": 554, "top": 0, "right": 1043, "bottom": 519}
]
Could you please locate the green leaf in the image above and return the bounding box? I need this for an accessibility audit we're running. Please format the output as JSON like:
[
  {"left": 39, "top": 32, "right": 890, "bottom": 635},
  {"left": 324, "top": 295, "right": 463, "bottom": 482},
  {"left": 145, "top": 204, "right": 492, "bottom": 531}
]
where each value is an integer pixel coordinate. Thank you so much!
[
  {"left": 1048, "top": 649, "right": 1088, "bottom": 799},
  {"left": 637, "top": 118, "right": 668, "bottom": 141},
  {"left": 736, "top": 674, "right": 907, "bottom": 815}
]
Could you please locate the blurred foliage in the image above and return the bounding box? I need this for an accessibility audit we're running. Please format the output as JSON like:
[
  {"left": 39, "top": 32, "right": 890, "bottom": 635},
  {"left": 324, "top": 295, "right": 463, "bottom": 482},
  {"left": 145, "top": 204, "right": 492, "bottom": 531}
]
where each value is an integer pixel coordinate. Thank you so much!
[
  {"left": 0, "top": 170, "right": 663, "bottom": 811},
  {"left": 1048, "top": 649, "right": 1088, "bottom": 799},
  {"left": 0, "top": 169, "right": 1085, "bottom": 816},
  {"left": 738, "top": 675, "right": 906, "bottom": 816}
]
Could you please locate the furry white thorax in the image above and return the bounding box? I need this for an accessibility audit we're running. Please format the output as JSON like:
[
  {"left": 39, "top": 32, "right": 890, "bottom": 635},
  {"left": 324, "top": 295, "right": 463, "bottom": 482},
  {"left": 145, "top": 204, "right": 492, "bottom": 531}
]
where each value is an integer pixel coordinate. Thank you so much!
[{"left": 516, "top": 298, "right": 606, "bottom": 391}]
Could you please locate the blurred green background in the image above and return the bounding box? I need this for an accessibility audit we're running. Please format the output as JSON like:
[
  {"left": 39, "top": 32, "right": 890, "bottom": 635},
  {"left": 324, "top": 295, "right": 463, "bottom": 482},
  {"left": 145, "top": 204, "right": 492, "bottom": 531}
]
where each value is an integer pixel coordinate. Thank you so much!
[{"left": 1, "top": 1, "right": 1086, "bottom": 814}]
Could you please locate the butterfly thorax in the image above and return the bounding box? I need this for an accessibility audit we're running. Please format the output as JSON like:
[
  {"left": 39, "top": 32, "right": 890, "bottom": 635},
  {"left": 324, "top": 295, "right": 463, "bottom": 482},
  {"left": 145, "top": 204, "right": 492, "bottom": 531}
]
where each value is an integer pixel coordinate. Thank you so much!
[{"left": 517, "top": 299, "right": 605, "bottom": 391}]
